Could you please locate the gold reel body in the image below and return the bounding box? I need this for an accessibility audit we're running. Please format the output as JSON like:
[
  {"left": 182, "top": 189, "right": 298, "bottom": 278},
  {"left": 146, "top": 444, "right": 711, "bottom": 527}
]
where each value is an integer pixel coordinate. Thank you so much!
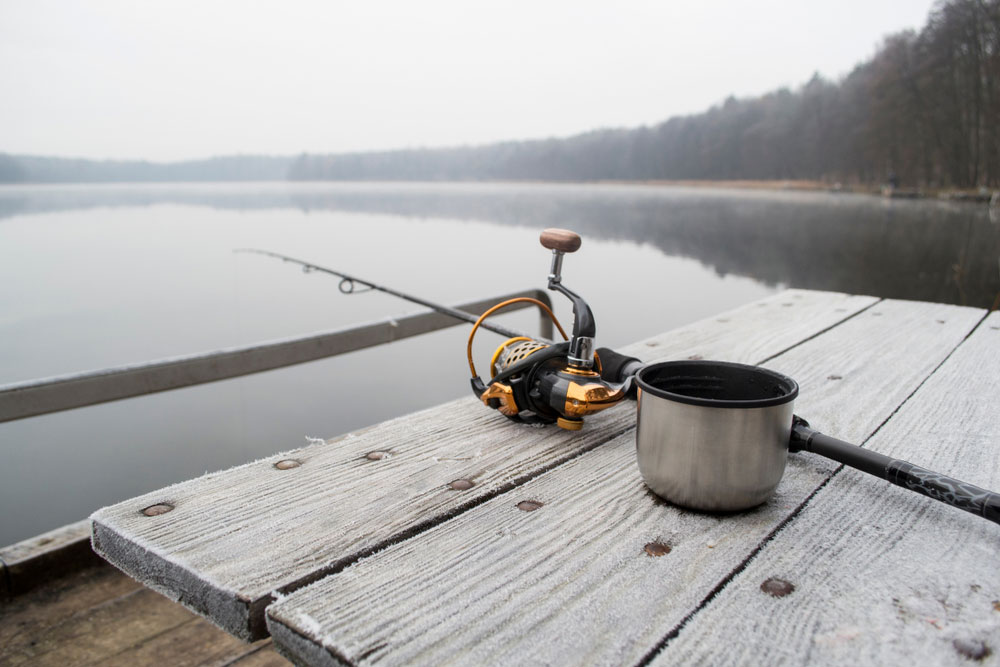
[
  {"left": 468, "top": 295, "right": 627, "bottom": 430},
  {"left": 480, "top": 336, "right": 624, "bottom": 429}
]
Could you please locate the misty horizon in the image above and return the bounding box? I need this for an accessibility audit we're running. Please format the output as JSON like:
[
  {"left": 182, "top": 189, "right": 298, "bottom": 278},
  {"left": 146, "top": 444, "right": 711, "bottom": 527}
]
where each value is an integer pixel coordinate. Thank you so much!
[
  {"left": 0, "top": 67, "right": 870, "bottom": 166},
  {"left": 1, "top": 1, "right": 934, "bottom": 162},
  {"left": 4, "top": 1, "right": 996, "bottom": 190}
]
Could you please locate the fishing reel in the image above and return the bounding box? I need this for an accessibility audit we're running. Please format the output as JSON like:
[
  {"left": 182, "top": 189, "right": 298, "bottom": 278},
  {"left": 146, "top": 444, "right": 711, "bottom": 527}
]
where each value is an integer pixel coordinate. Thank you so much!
[{"left": 468, "top": 229, "right": 641, "bottom": 430}]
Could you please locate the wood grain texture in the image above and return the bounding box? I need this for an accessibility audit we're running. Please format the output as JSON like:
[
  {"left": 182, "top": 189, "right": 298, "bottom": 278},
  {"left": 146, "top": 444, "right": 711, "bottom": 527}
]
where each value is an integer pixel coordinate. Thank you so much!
[
  {"left": 754, "top": 299, "right": 982, "bottom": 446},
  {"left": 264, "top": 299, "right": 984, "bottom": 666},
  {"left": 235, "top": 644, "right": 290, "bottom": 667},
  {"left": 0, "top": 520, "right": 100, "bottom": 598},
  {"left": 90, "top": 289, "right": 874, "bottom": 640},
  {"left": 0, "top": 519, "right": 90, "bottom": 564},
  {"left": 655, "top": 311, "right": 1000, "bottom": 666},
  {"left": 268, "top": 435, "right": 828, "bottom": 667},
  {"left": 227, "top": 645, "right": 294, "bottom": 667},
  {"left": 102, "top": 617, "right": 277, "bottom": 667},
  {"left": 0, "top": 561, "right": 290, "bottom": 667},
  {"left": 618, "top": 289, "right": 877, "bottom": 363},
  {"left": 1, "top": 586, "right": 192, "bottom": 667},
  {"left": 0, "top": 564, "right": 143, "bottom": 663}
]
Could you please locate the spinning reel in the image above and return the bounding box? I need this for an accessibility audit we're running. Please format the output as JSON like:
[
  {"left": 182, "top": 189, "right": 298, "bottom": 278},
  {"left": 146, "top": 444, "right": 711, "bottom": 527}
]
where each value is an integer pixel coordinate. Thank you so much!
[{"left": 468, "top": 229, "right": 641, "bottom": 430}]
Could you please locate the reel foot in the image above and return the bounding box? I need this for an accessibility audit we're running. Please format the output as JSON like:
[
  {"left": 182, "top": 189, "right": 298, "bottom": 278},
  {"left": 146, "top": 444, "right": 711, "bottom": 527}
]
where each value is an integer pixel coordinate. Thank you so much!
[{"left": 556, "top": 417, "right": 584, "bottom": 431}]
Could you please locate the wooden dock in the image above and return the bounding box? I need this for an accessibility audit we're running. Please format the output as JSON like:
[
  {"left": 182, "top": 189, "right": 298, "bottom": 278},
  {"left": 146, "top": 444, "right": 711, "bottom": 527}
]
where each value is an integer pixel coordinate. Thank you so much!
[
  {"left": 4, "top": 289, "right": 998, "bottom": 665},
  {"left": 0, "top": 555, "right": 289, "bottom": 666}
]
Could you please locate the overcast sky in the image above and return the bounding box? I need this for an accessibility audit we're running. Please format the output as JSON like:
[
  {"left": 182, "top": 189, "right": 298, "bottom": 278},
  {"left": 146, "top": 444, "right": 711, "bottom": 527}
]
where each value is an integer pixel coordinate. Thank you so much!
[{"left": 1, "top": 0, "right": 937, "bottom": 162}]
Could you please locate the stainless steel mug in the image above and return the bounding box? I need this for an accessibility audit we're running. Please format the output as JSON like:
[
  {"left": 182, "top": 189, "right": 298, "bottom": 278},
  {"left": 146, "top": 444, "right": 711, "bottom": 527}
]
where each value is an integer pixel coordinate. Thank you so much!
[{"left": 634, "top": 360, "right": 799, "bottom": 511}]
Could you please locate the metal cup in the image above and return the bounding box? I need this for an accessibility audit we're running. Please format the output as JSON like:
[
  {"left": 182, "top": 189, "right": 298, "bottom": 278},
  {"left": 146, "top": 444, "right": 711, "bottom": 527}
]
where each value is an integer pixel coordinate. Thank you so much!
[{"left": 634, "top": 360, "right": 798, "bottom": 511}]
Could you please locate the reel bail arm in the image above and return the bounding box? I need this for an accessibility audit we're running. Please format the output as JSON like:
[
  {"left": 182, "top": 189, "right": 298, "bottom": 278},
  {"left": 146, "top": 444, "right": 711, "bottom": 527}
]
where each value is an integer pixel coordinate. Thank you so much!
[{"left": 541, "top": 229, "right": 595, "bottom": 369}]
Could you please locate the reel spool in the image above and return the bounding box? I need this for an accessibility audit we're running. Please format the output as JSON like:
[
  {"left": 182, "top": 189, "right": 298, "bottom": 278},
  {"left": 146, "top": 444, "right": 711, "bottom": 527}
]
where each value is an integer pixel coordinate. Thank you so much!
[{"left": 491, "top": 338, "right": 548, "bottom": 377}]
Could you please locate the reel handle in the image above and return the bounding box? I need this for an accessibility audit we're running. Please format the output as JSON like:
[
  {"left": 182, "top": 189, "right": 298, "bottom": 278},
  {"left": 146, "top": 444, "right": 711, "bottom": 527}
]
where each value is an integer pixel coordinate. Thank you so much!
[
  {"left": 540, "top": 228, "right": 582, "bottom": 253},
  {"left": 539, "top": 227, "right": 594, "bottom": 367}
]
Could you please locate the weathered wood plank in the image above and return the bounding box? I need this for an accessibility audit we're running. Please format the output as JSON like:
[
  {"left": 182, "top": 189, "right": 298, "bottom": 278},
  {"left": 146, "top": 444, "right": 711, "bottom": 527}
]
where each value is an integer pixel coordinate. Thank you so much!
[
  {"left": 91, "top": 289, "right": 875, "bottom": 640},
  {"left": 654, "top": 311, "right": 1000, "bottom": 666},
  {"left": 0, "top": 563, "right": 143, "bottom": 663},
  {"left": 1, "top": 586, "right": 193, "bottom": 667},
  {"left": 263, "top": 299, "right": 984, "bottom": 665},
  {"left": 0, "top": 560, "right": 290, "bottom": 667},
  {"left": 0, "top": 520, "right": 101, "bottom": 598},
  {"left": 758, "top": 299, "right": 983, "bottom": 445},
  {"left": 101, "top": 617, "right": 279, "bottom": 667},
  {"left": 625, "top": 288, "right": 876, "bottom": 364},
  {"left": 226, "top": 644, "right": 294, "bottom": 667}
]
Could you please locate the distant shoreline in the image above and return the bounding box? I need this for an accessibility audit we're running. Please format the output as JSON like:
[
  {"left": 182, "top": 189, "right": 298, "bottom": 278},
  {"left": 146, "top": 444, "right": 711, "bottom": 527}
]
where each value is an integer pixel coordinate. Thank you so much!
[
  {"left": 0, "top": 177, "right": 995, "bottom": 203},
  {"left": 622, "top": 179, "right": 998, "bottom": 202},
  {"left": 626, "top": 178, "right": 831, "bottom": 191}
]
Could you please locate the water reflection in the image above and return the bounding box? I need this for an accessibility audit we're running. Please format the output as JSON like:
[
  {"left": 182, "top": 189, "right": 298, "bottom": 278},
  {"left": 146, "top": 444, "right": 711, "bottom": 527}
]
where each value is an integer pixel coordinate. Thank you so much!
[
  {"left": 2, "top": 182, "right": 996, "bottom": 307},
  {"left": 2, "top": 182, "right": 997, "bottom": 546}
]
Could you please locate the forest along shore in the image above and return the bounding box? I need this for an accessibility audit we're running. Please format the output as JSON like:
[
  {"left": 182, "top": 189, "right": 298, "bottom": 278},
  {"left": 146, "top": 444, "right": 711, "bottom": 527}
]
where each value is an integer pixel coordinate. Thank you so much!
[{"left": 620, "top": 179, "right": 1000, "bottom": 202}]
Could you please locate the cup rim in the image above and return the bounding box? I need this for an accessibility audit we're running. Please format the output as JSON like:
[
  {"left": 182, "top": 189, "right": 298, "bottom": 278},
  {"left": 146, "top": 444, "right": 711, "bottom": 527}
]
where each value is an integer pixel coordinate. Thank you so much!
[{"left": 636, "top": 360, "right": 799, "bottom": 409}]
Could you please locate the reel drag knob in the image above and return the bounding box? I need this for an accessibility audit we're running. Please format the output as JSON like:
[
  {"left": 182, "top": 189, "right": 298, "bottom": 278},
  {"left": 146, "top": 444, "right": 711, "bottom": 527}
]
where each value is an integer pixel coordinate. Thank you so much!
[{"left": 540, "top": 228, "right": 582, "bottom": 253}]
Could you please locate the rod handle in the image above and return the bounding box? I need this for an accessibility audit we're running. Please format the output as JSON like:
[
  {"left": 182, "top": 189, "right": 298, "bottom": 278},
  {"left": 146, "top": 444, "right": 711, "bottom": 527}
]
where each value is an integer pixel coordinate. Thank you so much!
[
  {"left": 540, "top": 228, "right": 582, "bottom": 253},
  {"left": 791, "top": 420, "right": 1000, "bottom": 526},
  {"left": 595, "top": 347, "right": 643, "bottom": 384},
  {"left": 884, "top": 460, "right": 1000, "bottom": 525}
]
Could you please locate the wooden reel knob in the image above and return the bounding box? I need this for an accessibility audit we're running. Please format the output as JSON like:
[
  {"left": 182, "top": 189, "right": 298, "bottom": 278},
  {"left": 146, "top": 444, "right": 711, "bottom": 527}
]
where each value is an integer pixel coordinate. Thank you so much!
[{"left": 540, "top": 228, "right": 582, "bottom": 253}]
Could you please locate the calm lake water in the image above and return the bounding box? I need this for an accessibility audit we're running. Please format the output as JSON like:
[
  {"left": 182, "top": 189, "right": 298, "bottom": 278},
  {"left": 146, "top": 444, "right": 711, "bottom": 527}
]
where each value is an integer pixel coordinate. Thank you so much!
[{"left": 1, "top": 181, "right": 997, "bottom": 545}]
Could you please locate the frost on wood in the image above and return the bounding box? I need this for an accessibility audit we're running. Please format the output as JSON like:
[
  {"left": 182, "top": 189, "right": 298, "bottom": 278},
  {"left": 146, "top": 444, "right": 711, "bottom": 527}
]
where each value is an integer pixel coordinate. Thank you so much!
[
  {"left": 87, "top": 290, "right": 883, "bottom": 642},
  {"left": 655, "top": 311, "right": 1000, "bottom": 666},
  {"left": 263, "top": 299, "right": 988, "bottom": 666}
]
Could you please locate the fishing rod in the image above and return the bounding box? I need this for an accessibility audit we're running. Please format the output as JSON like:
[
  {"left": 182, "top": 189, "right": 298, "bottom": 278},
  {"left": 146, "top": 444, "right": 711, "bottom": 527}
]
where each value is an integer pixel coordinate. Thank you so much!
[
  {"left": 238, "top": 234, "right": 642, "bottom": 431},
  {"left": 235, "top": 248, "right": 546, "bottom": 341},
  {"left": 242, "top": 232, "right": 999, "bottom": 526}
]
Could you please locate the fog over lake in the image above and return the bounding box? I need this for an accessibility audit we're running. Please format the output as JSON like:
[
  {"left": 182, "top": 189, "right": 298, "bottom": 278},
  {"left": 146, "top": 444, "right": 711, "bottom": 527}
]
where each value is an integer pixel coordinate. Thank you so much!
[{"left": 1, "top": 181, "right": 996, "bottom": 545}]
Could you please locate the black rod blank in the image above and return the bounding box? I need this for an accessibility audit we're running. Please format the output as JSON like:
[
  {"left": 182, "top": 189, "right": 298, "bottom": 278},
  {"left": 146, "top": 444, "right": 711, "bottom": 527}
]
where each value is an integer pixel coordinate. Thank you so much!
[{"left": 791, "top": 419, "right": 1000, "bottom": 525}]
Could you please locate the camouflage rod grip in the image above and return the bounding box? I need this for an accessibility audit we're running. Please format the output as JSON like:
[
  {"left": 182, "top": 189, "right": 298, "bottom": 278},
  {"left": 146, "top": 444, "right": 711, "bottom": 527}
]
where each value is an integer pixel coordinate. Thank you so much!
[
  {"left": 885, "top": 460, "right": 1000, "bottom": 525},
  {"left": 791, "top": 418, "right": 1000, "bottom": 526}
]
